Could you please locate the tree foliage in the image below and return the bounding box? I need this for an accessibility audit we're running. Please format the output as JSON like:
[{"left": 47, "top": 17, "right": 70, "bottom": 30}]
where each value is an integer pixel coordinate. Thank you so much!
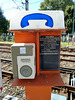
[
  {"left": 40, "top": 0, "right": 73, "bottom": 11},
  {"left": 65, "top": 5, "right": 74, "bottom": 33},
  {"left": 39, "top": 0, "right": 74, "bottom": 33},
  {"left": 0, "top": 8, "right": 9, "bottom": 34}
]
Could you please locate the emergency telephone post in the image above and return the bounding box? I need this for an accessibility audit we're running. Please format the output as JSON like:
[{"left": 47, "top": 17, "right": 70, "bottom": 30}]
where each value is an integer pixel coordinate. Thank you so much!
[{"left": 9, "top": 11, "right": 67, "bottom": 100}]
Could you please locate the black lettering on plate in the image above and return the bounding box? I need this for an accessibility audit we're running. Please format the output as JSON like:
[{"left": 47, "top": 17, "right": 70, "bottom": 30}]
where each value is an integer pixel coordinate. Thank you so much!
[{"left": 40, "top": 36, "right": 60, "bottom": 71}]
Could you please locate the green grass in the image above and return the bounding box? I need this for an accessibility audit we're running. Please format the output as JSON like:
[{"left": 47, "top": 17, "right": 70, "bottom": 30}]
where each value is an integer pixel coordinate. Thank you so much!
[
  {"left": 0, "top": 41, "right": 14, "bottom": 44},
  {"left": 61, "top": 42, "right": 75, "bottom": 47}
]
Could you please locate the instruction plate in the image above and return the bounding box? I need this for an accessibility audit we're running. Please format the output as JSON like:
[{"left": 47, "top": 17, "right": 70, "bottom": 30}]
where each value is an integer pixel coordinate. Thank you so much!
[{"left": 40, "top": 35, "right": 60, "bottom": 71}]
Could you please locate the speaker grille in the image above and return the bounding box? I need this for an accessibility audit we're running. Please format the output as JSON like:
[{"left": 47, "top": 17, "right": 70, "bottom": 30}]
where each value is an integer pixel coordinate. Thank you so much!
[{"left": 20, "top": 65, "right": 32, "bottom": 77}]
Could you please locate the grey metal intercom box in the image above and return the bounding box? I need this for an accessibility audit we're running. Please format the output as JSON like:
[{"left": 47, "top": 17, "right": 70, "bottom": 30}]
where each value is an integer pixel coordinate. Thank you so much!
[{"left": 11, "top": 43, "right": 36, "bottom": 79}]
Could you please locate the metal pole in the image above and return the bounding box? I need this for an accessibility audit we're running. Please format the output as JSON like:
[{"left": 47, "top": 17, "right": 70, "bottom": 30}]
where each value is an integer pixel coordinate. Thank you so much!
[
  {"left": 22, "top": 0, "right": 29, "bottom": 11},
  {"left": 70, "top": 93, "right": 72, "bottom": 100},
  {"left": 25, "top": 0, "right": 29, "bottom": 11}
]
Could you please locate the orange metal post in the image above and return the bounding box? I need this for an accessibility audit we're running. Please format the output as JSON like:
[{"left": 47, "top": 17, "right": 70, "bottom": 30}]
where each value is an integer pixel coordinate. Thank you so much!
[
  {"left": 11, "top": 29, "right": 67, "bottom": 100},
  {"left": 36, "top": 32, "right": 40, "bottom": 75},
  {"left": 15, "top": 31, "right": 36, "bottom": 43},
  {"left": 25, "top": 86, "right": 51, "bottom": 100},
  {"left": 12, "top": 73, "right": 64, "bottom": 100}
]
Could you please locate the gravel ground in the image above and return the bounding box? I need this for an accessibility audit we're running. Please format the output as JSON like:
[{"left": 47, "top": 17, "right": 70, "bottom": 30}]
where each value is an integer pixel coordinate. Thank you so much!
[
  {"left": 60, "top": 51, "right": 75, "bottom": 69},
  {"left": 1, "top": 52, "right": 11, "bottom": 59},
  {"left": 60, "top": 61, "right": 75, "bottom": 69},
  {"left": 0, "top": 52, "right": 25, "bottom": 100},
  {"left": 0, "top": 79, "right": 25, "bottom": 100}
]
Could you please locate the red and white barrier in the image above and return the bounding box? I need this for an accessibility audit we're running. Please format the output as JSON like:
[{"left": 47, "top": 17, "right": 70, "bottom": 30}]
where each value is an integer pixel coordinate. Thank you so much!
[
  {"left": 73, "top": 35, "right": 74, "bottom": 45},
  {"left": 0, "top": 53, "right": 3, "bottom": 93}
]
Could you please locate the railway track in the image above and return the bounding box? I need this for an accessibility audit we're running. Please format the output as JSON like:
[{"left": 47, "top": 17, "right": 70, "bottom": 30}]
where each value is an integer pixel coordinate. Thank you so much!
[
  {"left": 52, "top": 85, "right": 75, "bottom": 93},
  {"left": 60, "top": 67, "right": 75, "bottom": 74},
  {"left": 0, "top": 43, "right": 12, "bottom": 46},
  {"left": 1, "top": 58, "right": 12, "bottom": 62},
  {"left": 0, "top": 44, "right": 75, "bottom": 62},
  {"left": 61, "top": 47, "right": 75, "bottom": 52},
  {"left": 0, "top": 43, "right": 12, "bottom": 53},
  {"left": 1, "top": 58, "right": 75, "bottom": 74}
]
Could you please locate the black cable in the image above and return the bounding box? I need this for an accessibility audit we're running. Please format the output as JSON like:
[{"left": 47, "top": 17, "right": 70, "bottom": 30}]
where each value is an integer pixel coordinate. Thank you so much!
[{"left": 12, "top": 0, "right": 21, "bottom": 10}]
